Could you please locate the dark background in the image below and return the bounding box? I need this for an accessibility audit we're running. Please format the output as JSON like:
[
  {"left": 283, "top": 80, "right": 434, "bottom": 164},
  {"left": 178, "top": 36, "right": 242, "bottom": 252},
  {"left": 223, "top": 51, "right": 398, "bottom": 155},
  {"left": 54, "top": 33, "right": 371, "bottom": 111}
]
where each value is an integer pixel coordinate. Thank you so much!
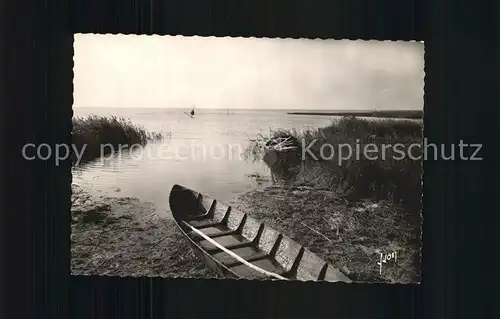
[{"left": 2, "top": 0, "right": 498, "bottom": 318}]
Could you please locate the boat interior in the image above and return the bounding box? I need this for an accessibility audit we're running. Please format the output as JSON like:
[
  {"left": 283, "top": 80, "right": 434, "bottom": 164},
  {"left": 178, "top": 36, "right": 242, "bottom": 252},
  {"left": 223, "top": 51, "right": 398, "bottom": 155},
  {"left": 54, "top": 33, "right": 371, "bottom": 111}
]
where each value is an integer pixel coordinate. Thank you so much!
[{"left": 169, "top": 184, "right": 351, "bottom": 282}]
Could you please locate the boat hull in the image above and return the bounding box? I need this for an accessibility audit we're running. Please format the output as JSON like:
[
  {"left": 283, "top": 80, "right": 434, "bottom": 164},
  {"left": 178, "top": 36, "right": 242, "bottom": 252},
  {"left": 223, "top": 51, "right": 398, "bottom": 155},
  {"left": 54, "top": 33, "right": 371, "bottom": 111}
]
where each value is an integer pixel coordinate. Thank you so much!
[
  {"left": 172, "top": 217, "right": 240, "bottom": 279},
  {"left": 169, "top": 184, "right": 351, "bottom": 282}
]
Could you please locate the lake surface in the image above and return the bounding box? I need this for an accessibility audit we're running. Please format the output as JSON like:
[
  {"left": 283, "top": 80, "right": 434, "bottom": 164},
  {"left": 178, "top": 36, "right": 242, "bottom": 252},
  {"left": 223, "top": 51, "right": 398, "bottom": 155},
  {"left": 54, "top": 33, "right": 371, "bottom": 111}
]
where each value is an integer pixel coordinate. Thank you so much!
[{"left": 72, "top": 107, "right": 336, "bottom": 217}]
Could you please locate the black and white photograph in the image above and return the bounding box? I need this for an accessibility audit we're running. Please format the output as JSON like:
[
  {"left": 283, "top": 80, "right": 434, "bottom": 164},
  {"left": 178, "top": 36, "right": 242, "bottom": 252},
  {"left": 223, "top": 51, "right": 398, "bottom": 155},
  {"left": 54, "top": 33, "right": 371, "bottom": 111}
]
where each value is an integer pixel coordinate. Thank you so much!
[{"left": 68, "top": 34, "right": 424, "bottom": 283}]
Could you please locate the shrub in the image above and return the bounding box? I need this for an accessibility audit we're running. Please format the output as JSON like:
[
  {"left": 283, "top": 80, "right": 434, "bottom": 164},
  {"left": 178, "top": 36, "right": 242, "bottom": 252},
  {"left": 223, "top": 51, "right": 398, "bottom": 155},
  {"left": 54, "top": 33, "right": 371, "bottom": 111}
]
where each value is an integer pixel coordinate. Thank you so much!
[{"left": 72, "top": 115, "right": 164, "bottom": 165}]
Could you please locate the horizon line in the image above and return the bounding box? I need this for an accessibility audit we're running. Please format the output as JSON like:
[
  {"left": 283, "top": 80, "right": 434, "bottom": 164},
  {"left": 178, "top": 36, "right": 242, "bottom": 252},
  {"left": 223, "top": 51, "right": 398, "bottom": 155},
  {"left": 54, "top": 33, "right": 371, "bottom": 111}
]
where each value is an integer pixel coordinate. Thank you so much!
[{"left": 73, "top": 106, "right": 423, "bottom": 111}]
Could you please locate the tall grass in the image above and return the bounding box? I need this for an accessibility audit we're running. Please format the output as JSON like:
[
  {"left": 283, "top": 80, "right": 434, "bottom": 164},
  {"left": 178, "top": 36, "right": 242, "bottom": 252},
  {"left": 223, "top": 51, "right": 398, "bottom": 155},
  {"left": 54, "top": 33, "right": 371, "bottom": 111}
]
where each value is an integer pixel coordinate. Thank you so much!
[
  {"left": 72, "top": 115, "right": 164, "bottom": 165},
  {"left": 246, "top": 117, "right": 423, "bottom": 213}
]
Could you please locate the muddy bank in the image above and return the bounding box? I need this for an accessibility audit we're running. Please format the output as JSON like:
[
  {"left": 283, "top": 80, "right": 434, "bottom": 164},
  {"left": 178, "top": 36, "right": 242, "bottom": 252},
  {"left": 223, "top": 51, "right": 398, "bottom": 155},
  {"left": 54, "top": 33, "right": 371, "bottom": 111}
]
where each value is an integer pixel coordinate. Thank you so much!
[
  {"left": 71, "top": 184, "right": 216, "bottom": 278},
  {"left": 232, "top": 184, "right": 421, "bottom": 283}
]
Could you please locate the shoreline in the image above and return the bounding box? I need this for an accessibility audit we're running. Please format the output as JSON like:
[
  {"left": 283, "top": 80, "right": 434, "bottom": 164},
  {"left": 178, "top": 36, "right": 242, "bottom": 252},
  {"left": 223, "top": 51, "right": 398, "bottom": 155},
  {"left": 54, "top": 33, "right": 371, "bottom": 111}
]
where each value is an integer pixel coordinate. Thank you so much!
[
  {"left": 287, "top": 111, "right": 423, "bottom": 119},
  {"left": 71, "top": 180, "right": 420, "bottom": 283},
  {"left": 70, "top": 183, "right": 216, "bottom": 278}
]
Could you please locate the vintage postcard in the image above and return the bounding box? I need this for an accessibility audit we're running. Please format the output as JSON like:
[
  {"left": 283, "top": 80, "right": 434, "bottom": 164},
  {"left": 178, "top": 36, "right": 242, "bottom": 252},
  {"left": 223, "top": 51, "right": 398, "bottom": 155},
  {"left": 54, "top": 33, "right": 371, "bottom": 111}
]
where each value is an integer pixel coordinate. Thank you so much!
[{"left": 69, "top": 34, "right": 423, "bottom": 283}]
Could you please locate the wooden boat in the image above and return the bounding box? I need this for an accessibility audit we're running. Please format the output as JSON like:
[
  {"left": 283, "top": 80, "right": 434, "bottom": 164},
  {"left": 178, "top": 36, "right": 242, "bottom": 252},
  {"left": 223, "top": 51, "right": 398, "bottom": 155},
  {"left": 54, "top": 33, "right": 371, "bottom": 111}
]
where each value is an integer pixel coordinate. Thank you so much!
[{"left": 169, "top": 184, "right": 351, "bottom": 282}]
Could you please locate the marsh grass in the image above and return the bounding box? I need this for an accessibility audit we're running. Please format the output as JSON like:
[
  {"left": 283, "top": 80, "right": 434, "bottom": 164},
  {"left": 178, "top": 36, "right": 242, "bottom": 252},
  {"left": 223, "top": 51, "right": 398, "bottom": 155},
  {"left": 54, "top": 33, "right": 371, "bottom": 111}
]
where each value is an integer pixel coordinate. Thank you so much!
[
  {"left": 72, "top": 115, "right": 165, "bottom": 165},
  {"left": 240, "top": 116, "right": 422, "bottom": 282},
  {"left": 236, "top": 187, "right": 421, "bottom": 283},
  {"left": 245, "top": 116, "right": 423, "bottom": 213}
]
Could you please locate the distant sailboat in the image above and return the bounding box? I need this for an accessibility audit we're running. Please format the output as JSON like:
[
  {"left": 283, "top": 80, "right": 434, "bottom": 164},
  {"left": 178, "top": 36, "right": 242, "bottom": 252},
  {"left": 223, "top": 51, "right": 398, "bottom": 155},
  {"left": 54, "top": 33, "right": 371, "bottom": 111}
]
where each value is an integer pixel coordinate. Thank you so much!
[{"left": 184, "top": 105, "right": 195, "bottom": 118}]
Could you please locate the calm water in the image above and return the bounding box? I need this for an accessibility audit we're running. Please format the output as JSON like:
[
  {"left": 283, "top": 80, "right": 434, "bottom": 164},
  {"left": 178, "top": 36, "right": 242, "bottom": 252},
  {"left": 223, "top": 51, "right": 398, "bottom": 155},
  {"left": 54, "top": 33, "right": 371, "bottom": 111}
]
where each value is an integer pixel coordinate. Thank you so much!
[{"left": 72, "top": 107, "right": 335, "bottom": 217}]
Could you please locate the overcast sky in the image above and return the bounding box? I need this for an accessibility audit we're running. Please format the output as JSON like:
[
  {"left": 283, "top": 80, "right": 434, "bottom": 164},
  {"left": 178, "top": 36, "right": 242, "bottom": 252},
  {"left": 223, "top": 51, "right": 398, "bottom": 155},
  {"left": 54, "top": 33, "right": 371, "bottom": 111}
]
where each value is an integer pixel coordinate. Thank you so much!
[{"left": 73, "top": 34, "right": 424, "bottom": 110}]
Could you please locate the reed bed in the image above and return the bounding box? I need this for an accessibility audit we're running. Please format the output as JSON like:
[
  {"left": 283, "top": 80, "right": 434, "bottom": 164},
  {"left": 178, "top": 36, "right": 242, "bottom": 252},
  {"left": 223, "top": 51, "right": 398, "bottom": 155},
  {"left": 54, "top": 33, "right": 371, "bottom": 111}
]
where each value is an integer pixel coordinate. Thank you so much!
[
  {"left": 72, "top": 115, "right": 165, "bottom": 165},
  {"left": 241, "top": 116, "right": 422, "bottom": 282},
  {"left": 245, "top": 116, "right": 423, "bottom": 213}
]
